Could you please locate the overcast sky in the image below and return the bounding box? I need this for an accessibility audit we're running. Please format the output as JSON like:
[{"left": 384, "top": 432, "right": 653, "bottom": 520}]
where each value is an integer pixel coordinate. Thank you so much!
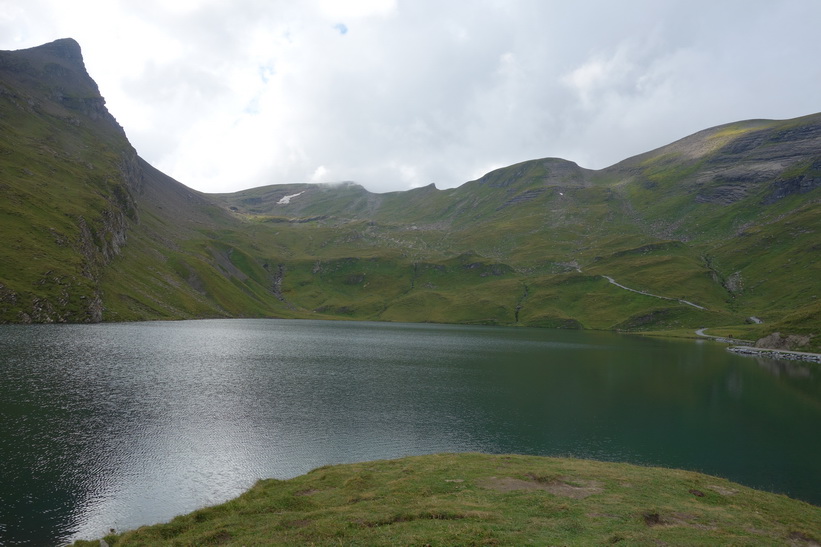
[{"left": 2, "top": 0, "right": 820, "bottom": 193}]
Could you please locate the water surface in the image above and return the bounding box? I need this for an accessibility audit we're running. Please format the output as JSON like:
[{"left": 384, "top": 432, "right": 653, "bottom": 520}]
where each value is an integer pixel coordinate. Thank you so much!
[{"left": 0, "top": 319, "right": 819, "bottom": 545}]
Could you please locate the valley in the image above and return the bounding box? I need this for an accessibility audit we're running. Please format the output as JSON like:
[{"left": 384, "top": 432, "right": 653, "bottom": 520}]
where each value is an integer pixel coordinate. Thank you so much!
[
  {"left": 1, "top": 38, "right": 819, "bottom": 350},
  {"left": 2, "top": 38, "right": 820, "bottom": 546}
]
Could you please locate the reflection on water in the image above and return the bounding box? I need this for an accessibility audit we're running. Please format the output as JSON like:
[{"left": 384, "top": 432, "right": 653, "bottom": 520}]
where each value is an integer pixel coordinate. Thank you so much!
[
  {"left": 0, "top": 319, "right": 819, "bottom": 545},
  {"left": 754, "top": 356, "right": 814, "bottom": 378}
]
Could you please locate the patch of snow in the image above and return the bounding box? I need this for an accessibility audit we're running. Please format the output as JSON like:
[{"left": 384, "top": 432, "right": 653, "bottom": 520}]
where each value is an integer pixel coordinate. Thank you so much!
[{"left": 277, "top": 191, "right": 305, "bottom": 205}]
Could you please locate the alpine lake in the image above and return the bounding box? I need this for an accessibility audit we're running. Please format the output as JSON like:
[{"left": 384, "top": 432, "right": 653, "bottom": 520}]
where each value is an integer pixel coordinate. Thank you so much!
[{"left": 1, "top": 318, "right": 819, "bottom": 545}]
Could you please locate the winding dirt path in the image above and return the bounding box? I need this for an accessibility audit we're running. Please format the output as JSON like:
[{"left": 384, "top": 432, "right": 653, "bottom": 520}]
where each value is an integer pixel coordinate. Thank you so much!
[
  {"left": 602, "top": 275, "right": 707, "bottom": 310},
  {"left": 695, "top": 328, "right": 752, "bottom": 345}
]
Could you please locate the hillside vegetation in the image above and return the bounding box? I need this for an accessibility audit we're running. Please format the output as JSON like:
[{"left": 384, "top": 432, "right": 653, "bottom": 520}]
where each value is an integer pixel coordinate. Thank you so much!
[
  {"left": 73, "top": 453, "right": 821, "bottom": 546},
  {"left": 1, "top": 39, "right": 819, "bottom": 348}
]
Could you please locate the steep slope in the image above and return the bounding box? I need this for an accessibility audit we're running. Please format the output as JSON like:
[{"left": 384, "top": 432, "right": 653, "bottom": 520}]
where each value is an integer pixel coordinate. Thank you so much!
[
  {"left": 0, "top": 40, "right": 294, "bottom": 323},
  {"left": 0, "top": 38, "right": 139, "bottom": 322},
  {"left": 596, "top": 115, "right": 821, "bottom": 334},
  {"left": 1, "top": 39, "right": 818, "bottom": 347},
  {"left": 98, "top": 158, "right": 297, "bottom": 321}
]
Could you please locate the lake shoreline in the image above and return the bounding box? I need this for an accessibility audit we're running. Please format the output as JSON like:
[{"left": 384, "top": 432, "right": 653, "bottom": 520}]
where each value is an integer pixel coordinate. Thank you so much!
[
  {"left": 71, "top": 453, "right": 821, "bottom": 546},
  {"left": 726, "top": 345, "right": 821, "bottom": 363}
]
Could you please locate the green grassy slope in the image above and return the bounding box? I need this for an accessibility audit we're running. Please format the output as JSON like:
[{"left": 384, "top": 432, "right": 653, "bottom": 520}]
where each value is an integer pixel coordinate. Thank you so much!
[
  {"left": 73, "top": 453, "right": 821, "bottom": 546},
  {"left": 0, "top": 40, "right": 296, "bottom": 324},
  {"left": 1, "top": 39, "right": 819, "bottom": 348},
  {"left": 208, "top": 127, "right": 819, "bottom": 341},
  {"left": 98, "top": 158, "right": 298, "bottom": 321},
  {"left": 0, "top": 38, "right": 138, "bottom": 322}
]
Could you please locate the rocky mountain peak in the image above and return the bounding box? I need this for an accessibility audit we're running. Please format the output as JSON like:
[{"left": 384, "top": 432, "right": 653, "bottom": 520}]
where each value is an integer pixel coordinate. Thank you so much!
[
  {"left": 32, "top": 37, "right": 86, "bottom": 67},
  {"left": 1, "top": 37, "right": 101, "bottom": 98},
  {"left": 0, "top": 38, "right": 128, "bottom": 137}
]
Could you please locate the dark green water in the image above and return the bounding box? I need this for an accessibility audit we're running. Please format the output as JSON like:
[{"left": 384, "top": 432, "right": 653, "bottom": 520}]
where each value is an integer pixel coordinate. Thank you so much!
[{"left": 0, "top": 319, "right": 819, "bottom": 545}]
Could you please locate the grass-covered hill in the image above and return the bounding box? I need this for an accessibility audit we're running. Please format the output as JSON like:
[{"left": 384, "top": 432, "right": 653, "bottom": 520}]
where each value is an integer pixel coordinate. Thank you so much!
[
  {"left": 72, "top": 453, "right": 821, "bottom": 546},
  {"left": 1, "top": 39, "right": 819, "bottom": 347}
]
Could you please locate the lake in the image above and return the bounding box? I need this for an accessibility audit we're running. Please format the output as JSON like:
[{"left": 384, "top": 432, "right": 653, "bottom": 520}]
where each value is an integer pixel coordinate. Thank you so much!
[{"left": 1, "top": 319, "right": 819, "bottom": 545}]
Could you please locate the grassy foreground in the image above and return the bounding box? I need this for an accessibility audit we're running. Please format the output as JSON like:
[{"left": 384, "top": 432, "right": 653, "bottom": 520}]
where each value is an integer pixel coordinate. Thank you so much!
[{"left": 74, "top": 453, "right": 821, "bottom": 546}]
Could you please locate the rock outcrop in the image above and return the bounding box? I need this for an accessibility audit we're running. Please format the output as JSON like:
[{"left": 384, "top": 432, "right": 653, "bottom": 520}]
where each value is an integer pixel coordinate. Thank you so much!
[{"left": 755, "top": 332, "right": 812, "bottom": 351}]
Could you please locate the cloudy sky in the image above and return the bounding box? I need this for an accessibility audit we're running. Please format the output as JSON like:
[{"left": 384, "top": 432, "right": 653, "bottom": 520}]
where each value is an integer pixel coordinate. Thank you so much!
[{"left": 2, "top": 0, "right": 820, "bottom": 193}]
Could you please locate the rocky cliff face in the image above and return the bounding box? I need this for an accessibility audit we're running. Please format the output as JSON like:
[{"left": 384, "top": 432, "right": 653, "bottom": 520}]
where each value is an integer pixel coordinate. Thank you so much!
[{"left": 701, "top": 120, "right": 821, "bottom": 205}]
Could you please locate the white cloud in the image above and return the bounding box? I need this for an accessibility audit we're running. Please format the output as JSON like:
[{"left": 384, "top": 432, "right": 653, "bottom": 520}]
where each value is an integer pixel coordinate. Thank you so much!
[
  {"left": 316, "top": 0, "right": 397, "bottom": 19},
  {"left": 311, "top": 165, "right": 329, "bottom": 182},
  {"left": 2, "top": 0, "right": 820, "bottom": 193}
]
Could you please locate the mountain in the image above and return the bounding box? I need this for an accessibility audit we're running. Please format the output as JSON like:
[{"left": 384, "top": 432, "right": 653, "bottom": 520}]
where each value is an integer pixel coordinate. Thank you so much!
[
  {"left": 0, "top": 38, "right": 137, "bottom": 322},
  {"left": 1, "top": 39, "right": 819, "bottom": 348}
]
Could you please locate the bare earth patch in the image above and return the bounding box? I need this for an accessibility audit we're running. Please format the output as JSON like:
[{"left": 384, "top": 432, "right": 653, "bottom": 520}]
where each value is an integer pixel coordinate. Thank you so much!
[
  {"left": 789, "top": 530, "right": 821, "bottom": 546},
  {"left": 641, "top": 511, "right": 716, "bottom": 530},
  {"left": 708, "top": 484, "right": 738, "bottom": 496},
  {"left": 283, "top": 519, "right": 312, "bottom": 529},
  {"left": 476, "top": 475, "right": 603, "bottom": 499}
]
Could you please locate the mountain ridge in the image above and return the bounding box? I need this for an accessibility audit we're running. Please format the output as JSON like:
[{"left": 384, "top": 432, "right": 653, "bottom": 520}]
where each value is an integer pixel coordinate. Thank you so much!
[{"left": 1, "top": 39, "right": 818, "bottom": 349}]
